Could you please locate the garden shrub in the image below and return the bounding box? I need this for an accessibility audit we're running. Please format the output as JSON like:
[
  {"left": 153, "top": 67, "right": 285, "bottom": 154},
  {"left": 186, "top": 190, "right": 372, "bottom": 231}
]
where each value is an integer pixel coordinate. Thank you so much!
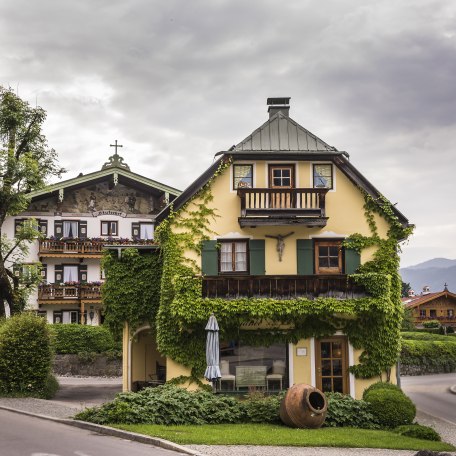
[
  {"left": 49, "top": 324, "right": 121, "bottom": 354},
  {"left": 76, "top": 384, "right": 244, "bottom": 425},
  {"left": 240, "top": 392, "right": 284, "bottom": 424},
  {"left": 394, "top": 424, "right": 441, "bottom": 441},
  {"left": 401, "top": 339, "right": 456, "bottom": 374},
  {"left": 364, "top": 389, "right": 416, "bottom": 428},
  {"left": 362, "top": 381, "right": 403, "bottom": 400},
  {"left": 325, "top": 392, "right": 379, "bottom": 429},
  {"left": 43, "top": 374, "right": 59, "bottom": 399},
  {"left": 0, "top": 313, "right": 54, "bottom": 398},
  {"left": 401, "top": 332, "right": 452, "bottom": 342},
  {"left": 76, "top": 384, "right": 287, "bottom": 425},
  {"left": 423, "top": 320, "right": 440, "bottom": 329}
]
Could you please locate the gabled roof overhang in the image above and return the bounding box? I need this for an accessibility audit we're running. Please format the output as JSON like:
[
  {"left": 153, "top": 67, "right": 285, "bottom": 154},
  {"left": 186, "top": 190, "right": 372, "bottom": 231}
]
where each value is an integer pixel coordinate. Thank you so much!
[{"left": 28, "top": 166, "right": 181, "bottom": 202}]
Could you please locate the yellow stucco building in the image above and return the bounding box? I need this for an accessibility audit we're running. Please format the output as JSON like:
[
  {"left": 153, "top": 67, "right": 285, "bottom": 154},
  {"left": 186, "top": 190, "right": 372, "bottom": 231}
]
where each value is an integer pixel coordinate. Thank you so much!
[{"left": 123, "top": 97, "right": 411, "bottom": 399}]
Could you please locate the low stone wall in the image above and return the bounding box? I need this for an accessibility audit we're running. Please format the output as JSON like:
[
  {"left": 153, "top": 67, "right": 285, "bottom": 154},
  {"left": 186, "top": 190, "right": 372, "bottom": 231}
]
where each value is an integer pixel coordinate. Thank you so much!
[
  {"left": 400, "top": 364, "right": 456, "bottom": 376},
  {"left": 53, "top": 354, "right": 122, "bottom": 377}
]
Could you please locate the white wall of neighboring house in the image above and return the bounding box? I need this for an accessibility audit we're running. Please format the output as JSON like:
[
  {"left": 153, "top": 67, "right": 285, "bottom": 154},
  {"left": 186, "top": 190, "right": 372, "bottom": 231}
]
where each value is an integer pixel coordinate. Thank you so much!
[{"left": 3, "top": 212, "right": 156, "bottom": 325}]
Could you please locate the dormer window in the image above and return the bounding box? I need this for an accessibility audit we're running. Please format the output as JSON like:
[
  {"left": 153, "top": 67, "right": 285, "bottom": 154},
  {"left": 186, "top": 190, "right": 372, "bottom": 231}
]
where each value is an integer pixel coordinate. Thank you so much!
[
  {"left": 233, "top": 165, "right": 253, "bottom": 189},
  {"left": 313, "top": 164, "right": 333, "bottom": 189}
]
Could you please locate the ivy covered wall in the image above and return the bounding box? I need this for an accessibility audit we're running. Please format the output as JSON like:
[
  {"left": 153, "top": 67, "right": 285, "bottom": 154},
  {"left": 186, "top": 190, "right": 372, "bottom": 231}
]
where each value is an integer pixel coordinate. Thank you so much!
[{"left": 104, "top": 157, "right": 413, "bottom": 384}]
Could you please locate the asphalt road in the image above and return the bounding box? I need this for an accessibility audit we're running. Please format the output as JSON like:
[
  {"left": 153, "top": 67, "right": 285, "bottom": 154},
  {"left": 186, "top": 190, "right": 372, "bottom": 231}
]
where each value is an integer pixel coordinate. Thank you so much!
[
  {"left": 0, "top": 409, "right": 183, "bottom": 456},
  {"left": 51, "top": 377, "right": 122, "bottom": 408},
  {"left": 401, "top": 373, "right": 456, "bottom": 423}
]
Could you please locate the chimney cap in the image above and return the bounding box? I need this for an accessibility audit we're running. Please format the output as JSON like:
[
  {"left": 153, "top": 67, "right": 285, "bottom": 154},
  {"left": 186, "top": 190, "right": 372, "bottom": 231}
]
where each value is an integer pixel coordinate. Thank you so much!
[{"left": 267, "top": 97, "right": 290, "bottom": 106}]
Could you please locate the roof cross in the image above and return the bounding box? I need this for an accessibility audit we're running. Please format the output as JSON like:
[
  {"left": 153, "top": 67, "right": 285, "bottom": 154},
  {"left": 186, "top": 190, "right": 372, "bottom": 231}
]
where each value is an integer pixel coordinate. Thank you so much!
[{"left": 110, "top": 140, "right": 123, "bottom": 156}]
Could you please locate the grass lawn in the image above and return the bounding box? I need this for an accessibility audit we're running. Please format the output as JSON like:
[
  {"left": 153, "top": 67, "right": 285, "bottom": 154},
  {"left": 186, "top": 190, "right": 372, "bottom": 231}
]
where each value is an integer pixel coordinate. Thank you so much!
[{"left": 112, "top": 423, "right": 455, "bottom": 451}]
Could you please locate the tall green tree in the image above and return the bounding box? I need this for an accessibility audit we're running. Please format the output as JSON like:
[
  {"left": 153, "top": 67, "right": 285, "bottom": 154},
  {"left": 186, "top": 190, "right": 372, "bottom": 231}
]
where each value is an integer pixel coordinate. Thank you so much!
[{"left": 0, "top": 87, "right": 63, "bottom": 317}]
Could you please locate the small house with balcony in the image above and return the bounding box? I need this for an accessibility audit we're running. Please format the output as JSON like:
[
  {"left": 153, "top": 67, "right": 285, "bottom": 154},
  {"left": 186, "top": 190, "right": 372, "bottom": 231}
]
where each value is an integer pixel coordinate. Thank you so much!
[
  {"left": 122, "top": 98, "right": 411, "bottom": 398},
  {"left": 403, "top": 285, "right": 456, "bottom": 328},
  {"left": 4, "top": 149, "right": 180, "bottom": 325}
]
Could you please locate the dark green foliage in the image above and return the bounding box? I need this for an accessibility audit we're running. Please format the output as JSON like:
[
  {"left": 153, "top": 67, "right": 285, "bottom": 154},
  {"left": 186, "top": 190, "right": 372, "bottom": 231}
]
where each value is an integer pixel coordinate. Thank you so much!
[
  {"left": 401, "top": 308, "right": 416, "bottom": 331},
  {"left": 0, "top": 87, "right": 64, "bottom": 317},
  {"left": 401, "top": 339, "right": 456, "bottom": 374},
  {"left": 102, "top": 249, "right": 162, "bottom": 339},
  {"left": 364, "top": 389, "right": 416, "bottom": 428},
  {"left": 241, "top": 392, "right": 284, "bottom": 424},
  {"left": 394, "top": 424, "right": 441, "bottom": 441},
  {"left": 447, "top": 326, "right": 455, "bottom": 334},
  {"left": 43, "top": 374, "right": 59, "bottom": 399},
  {"left": 362, "top": 381, "right": 403, "bottom": 400},
  {"left": 75, "top": 384, "right": 284, "bottom": 425},
  {"left": 402, "top": 332, "right": 453, "bottom": 341},
  {"left": 401, "top": 282, "right": 411, "bottom": 298},
  {"left": 49, "top": 324, "right": 121, "bottom": 354},
  {"left": 324, "top": 393, "right": 379, "bottom": 429},
  {"left": 0, "top": 313, "right": 53, "bottom": 397}
]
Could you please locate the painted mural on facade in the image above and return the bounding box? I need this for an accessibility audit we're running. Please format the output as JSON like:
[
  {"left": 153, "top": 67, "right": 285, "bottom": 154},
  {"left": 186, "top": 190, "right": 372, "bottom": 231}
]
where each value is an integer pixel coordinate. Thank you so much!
[{"left": 29, "top": 182, "right": 162, "bottom": 214}]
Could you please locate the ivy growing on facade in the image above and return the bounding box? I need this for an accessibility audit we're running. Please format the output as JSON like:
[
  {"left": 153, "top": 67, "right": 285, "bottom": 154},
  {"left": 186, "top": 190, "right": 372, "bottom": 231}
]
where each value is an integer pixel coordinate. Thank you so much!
[{"left": 103, "top": 156, "right": 413, "bottom": 382}]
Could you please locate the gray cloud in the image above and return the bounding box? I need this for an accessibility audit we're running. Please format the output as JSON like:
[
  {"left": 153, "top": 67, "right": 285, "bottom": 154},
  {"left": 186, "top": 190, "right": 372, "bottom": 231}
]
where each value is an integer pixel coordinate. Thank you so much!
[{"left": 1, "top": 0, "right": 455, "bottom": 267}]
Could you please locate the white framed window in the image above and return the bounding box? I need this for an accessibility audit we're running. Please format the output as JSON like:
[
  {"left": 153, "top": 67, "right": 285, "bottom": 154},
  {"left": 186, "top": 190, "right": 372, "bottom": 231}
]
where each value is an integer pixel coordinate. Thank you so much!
[
  {"left": 63, "top": 221, "right": 78, "bottom": 238},
  {"left": 220, "top": 240, "right": 248, "bottom": 273},
  {"left": 313, "top": 164, "right": 333, "bottom": 189},
  {"left": 101, "top": 221, "right": 118, "bottom": 236},
  {"left": 139, "top": 223, "right": 153, "bottom": 240}
]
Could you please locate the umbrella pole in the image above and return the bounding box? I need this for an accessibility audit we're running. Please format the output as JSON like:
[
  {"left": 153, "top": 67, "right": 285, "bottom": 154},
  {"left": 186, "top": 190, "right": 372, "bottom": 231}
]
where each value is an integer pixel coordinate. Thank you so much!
[{"left": 212, "top": 380, "right": 217, "bottom": 393}]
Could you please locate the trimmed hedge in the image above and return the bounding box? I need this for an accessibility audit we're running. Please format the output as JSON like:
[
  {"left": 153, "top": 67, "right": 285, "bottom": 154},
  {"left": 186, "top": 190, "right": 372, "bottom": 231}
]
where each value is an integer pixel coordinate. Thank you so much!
[
  {"left": 394, "top": 424, "right": 441, "bottom": 441},
  {"left": 364, "top": 389, "right": 416, "bottom": 428},
  {"left": 402, "top": 332, "right": 455, "bottom": 342},
  {"left": 401, "top": 339, "right": 456, "bottom": 374},
  {"left": 362, "top": 381, "right": 402, "bottom": 400},
  {"left": 0, "top": 313, "right": 54, "bottom": 397},
  {"left": 50, "top": 325, "right": 121, "bottom": 354}
]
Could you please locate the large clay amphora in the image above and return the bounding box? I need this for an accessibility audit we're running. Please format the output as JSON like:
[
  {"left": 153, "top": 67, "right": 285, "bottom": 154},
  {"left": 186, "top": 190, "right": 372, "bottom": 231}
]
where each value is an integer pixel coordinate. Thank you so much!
[{"left": 279, "top": 383, "right": 328, "bottom": 428}]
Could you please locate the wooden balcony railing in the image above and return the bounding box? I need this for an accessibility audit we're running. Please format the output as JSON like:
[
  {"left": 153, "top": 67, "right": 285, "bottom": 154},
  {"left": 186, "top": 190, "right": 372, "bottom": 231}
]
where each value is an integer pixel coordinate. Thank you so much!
[
  {"left": 38, "top": 284, "right": 102, "bottom": 301},
  {"left": 39, "top": 239, "right": 104, "bottom": 256},
  {"left": 417, "top": 315, "right": 456, "bottom": 324},
  {"left": 237, "top": 188, "right": 329, "bottom": 227},
  {"left": 202, "top": 275, "right": 366, "bottom": 299}
]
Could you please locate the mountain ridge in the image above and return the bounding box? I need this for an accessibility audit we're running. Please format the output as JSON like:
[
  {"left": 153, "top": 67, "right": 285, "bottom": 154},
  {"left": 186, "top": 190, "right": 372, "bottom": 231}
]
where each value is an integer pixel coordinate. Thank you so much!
[{"left": 400, "top": 258, "right": 456, "bottom": 294}]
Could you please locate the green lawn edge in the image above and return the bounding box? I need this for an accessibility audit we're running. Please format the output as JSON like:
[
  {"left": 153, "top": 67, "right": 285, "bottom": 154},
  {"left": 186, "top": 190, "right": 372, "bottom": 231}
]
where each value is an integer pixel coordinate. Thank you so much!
[{"left": 111, "top": 423, "right": 455, "bottom": 451}]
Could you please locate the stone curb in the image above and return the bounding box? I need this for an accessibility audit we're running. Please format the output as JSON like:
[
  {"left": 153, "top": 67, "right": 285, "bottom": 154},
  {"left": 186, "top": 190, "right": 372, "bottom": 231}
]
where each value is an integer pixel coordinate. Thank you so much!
[
  {"left": 450, "top": 385, "right": 456, "bottom": 395},
  {"left": 0, "top": 405, "right": 205, "bottom": 456}
]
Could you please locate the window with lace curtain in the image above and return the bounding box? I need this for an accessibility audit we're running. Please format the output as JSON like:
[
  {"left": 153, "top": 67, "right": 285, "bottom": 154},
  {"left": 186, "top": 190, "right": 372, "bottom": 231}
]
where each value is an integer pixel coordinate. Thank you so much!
[{"left": 219, "top": 240, "right": 248, "bottom": 273}]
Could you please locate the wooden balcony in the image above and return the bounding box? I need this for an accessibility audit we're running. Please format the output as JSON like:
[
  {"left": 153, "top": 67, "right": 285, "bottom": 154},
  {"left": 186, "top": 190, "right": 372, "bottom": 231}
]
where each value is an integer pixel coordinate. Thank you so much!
[
  {"left": 202, "top": 275, "right": 366, "bottom": 299},
  {"left": 237, "top": 188, "right": 329, "bottom": 227},
  {"left": 416, "top": 315, "right": 456, "bottom": 325},
  {"left": 39, "top": 239, "right": 104, "bottom": 258},
  {"left": 38, "top": 284, "right": 102, "bottom": 303}
]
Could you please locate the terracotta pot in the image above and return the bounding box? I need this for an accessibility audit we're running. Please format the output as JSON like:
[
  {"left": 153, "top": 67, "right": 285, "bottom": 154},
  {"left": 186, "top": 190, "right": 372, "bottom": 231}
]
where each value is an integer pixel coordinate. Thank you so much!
[{"left": 279, "top": 383, "right": 328, "bottom": 428}]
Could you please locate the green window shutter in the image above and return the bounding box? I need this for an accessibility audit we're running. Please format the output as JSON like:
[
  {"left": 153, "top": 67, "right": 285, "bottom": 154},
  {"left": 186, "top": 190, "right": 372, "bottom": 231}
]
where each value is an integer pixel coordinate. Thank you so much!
[
  {"left": 79, "top": 264, "right": 88, "bottom": 283},
  {"left": 201, "top": 240, "right": 218, "bottom": 276},
  {"left": 131, "top": 223, "right": 140, "bottom": 241},
  {"left": 55, "top": 265, "right": 63, "bottom": 283},
  {"left": 345, "top": 248, "right": 361, "bottom": 274},
  {"left": 249, "top": 240, "right": 265, "bottom": 275},
  {"left": 297, "top": 239, "right": 314, "bottom": 275},
  {"left": 79, "top": 221, "right": 87, "bottom": 239},
  {"left": 54, "top": 221, "right": 63, "bottom": 239}
]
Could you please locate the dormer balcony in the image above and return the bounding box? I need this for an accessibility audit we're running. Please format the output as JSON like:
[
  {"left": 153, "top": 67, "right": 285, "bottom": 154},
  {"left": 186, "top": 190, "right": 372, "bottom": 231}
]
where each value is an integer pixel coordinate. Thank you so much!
[{"left": 237, "top": 188, "right": 329, "bottom": 227}]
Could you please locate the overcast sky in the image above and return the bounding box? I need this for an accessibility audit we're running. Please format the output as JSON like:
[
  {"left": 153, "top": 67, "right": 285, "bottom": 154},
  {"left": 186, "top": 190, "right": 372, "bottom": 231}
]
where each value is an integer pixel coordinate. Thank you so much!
[{"left": 1, "top": 0, "right": 455, "bottom": 268}]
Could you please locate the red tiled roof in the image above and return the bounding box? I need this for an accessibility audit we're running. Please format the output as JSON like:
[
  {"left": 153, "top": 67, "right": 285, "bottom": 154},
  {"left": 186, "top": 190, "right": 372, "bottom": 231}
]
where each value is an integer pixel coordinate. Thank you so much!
[{"left": 402, "top": 290, "right": 456, "bottom": 308}]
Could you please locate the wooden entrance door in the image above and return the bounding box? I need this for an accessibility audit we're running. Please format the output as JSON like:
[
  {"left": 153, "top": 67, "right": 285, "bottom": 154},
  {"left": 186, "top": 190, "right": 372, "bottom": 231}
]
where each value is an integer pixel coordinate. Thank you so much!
[
  {"left": 315, "top": 336, "right": 349, "bottom": 394},
  {"left": 269, "top": 165, "right": 295, "bottom": 208}
]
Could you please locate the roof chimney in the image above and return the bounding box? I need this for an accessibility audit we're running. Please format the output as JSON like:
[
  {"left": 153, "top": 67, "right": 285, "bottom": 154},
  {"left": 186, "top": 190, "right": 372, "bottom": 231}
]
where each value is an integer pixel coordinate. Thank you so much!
[{"left": 267, "top": 97, "right": 290, "bottom": 118}]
